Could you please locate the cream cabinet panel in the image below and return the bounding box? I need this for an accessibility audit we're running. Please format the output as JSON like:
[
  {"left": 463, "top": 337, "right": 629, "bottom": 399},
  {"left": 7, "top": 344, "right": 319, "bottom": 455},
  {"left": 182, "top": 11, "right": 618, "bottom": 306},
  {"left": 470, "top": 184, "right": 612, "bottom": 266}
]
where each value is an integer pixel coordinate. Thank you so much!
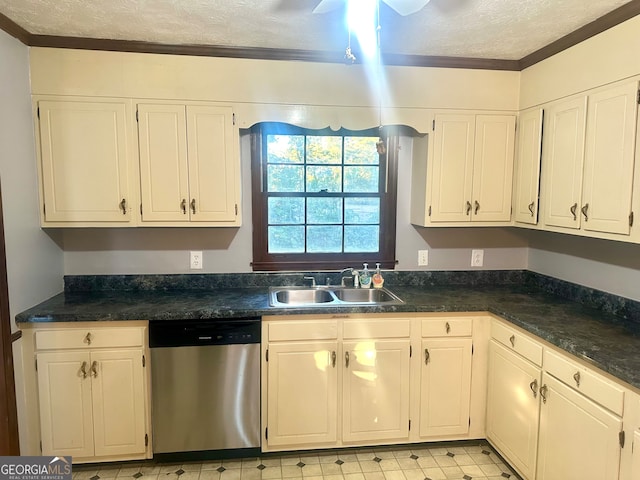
[
  {"left": 486, "top": 340, "right": 540, "bottom": 480},
  {"left": 419, "top": 338, "right": 472, "bottom": 437},
  {"left": 37, "top": 99, "right": 133, "bottom": 224},
  {"left": 471, "top": 115, "right": 516, "bottom": 222},
  {"left": 90, "top": 349, "right": 147, "bottom": 457},
  {"left": 266, "top": 342, "right": 338, "bottom": 447},
  {"left": 137, "top": 104, "right": 190, "bottom": 222},
  {"left": 541, "top": 96, "right": 587, "bottom": 229},
  {"left": 537, "top": 373, "right": 622, "bottom": 480},
  {"left": 37, "top": 351, "right": 94, "bottom": 458},
  {"left": 187, "top": 105, "right": 238, "bottom": 222},
  {"left": 430, "top": 114, "right": 475, "bottom": 222},
  {"left": 514, "top": 108, "right": 544, "bottom": 225},
  {"left": 632, "top": 430, "right": 640, "bottom": 479},
  {"left": 342, "top": 339, "right": 410, "bottom": 443},
  {"left": 581, "top": 81, "right": 638, "bottom": 235}
]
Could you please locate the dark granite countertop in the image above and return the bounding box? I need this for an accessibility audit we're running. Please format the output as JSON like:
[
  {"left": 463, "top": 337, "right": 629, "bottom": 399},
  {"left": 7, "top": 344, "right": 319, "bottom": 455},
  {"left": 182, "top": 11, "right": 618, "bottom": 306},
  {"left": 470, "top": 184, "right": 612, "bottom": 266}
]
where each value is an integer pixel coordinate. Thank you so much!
[{"left": 15, "top": 271, "right": 640, "bottom": 392}]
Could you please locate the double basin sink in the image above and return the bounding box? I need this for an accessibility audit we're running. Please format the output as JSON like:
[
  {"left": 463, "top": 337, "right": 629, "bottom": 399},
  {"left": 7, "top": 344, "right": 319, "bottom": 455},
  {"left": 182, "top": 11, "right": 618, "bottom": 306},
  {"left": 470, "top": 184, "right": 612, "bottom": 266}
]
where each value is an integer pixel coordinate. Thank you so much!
[{"left": 269, "top": 286, "right": 404, "bottom": 308}]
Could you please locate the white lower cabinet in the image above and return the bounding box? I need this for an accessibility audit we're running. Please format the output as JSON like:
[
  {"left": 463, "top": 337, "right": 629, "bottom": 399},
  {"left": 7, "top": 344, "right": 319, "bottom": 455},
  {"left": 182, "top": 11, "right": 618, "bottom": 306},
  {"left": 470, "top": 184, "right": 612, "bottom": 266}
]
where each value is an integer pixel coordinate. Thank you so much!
[
  {"left": 632, "top": 430, "right": 640, "bottom": 478},
  {"left": 33, "top": 324, "right": 151, "bottom": 462},
  {"left": 537, "top": 373, "right": 622, "bottom": 480},
  {"left": 486, "top": 339, "right": 541, "bottom": 480}
]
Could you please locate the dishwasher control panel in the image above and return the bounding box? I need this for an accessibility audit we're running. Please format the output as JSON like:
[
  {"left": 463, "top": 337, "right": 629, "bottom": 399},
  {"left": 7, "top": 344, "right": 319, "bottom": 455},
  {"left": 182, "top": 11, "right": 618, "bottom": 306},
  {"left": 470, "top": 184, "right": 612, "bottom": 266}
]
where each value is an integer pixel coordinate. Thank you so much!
[{"left": 149, "top": 318, "right": 261, "bottom": 347}]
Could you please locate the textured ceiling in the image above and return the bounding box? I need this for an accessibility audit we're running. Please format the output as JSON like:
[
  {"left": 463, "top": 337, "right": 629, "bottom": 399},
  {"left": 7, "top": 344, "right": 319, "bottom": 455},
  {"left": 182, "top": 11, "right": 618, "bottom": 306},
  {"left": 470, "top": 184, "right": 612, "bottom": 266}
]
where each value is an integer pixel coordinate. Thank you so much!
[{"left": 0, "top": 0, "right": 635, "bottom": 60}]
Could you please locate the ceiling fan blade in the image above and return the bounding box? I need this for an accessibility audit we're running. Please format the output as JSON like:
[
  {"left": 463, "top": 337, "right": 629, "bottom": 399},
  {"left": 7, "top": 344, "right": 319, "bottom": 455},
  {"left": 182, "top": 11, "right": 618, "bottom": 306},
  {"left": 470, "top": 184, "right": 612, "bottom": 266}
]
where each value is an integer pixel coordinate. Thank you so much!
[
  {"left": 312, "top": 0, "right": 345, "bottom": 14},
  {"left": 383, "top": 0, "right": 430, "bottom": 16}
]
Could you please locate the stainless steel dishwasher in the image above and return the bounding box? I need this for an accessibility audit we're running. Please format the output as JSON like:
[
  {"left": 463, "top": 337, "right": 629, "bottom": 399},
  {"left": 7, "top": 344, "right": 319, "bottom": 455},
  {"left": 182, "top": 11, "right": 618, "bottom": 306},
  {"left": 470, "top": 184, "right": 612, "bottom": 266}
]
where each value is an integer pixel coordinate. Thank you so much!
[{"left": 149, "top": 318, "right": 261, "bottom": 460}]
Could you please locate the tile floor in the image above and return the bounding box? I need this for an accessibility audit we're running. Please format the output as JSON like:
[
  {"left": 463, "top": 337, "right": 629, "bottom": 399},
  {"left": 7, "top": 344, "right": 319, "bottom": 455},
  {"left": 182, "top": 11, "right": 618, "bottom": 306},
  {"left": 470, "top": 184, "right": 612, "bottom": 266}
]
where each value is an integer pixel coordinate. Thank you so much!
[{"left": 72, "top": 443, "right": 520, "bottom": 480}]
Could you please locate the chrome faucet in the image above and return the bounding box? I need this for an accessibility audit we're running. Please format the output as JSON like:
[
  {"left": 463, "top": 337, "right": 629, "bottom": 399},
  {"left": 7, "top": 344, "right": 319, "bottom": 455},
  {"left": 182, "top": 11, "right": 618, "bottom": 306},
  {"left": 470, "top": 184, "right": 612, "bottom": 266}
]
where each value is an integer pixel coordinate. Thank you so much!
[
  {"left": 340, "top": 268, "right": 356, "bottom": 287},
  {"left": 302, "top": 276, "right": 316, "bottom": 287}
]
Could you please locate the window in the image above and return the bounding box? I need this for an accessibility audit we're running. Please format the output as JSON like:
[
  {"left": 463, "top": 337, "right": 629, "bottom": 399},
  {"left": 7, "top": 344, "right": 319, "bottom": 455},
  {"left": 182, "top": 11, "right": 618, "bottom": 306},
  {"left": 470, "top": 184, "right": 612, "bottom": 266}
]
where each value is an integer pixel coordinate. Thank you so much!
[{"left": 251, "top": 123, "right": 398, "bottom": 271}]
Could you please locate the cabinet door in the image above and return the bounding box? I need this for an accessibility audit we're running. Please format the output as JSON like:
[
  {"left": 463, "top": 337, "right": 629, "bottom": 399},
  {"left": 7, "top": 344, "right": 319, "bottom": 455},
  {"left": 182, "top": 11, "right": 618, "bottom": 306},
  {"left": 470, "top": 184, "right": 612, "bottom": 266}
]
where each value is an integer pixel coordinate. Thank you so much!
[
  {"left": 430, "top": 114, "right": 475, "bottom": 222},
  {"left": 471, "top": 115, "right": 516, "bottom": 222},
  {"left": 137, "top": 104, "right": 190, "bottom": 222},
  {"left": 486, "top": 340, "right": 540, "bottom": 480},
  {"left": 537, "top": 373, "right": 622, "bottom": 480},
  {"left": 38, "top": 100, "right": 133, "bottom": 223},
  {"left": 342, "top": 339, "right": 410, "bottom": 443},
  {"left": 632, "top": 430, "right": 640, "bottom": 479},
  {"left": 266, "top": 342, "right": 338, "bottom": 447},
  {"left": 90, "top": 349, "right": 147, "bottom": 457},
  {"left": 514, "top": 109, "right": 544, "bottom": 225},
  {"left": 37, "top": 351, "right": 94, "bottom": 457},
  {"left": 581, "top": 81, "right": 638, "bottom": 235},
  {"left": 419, "top": 337, "right": 472, "bottom": 437},
  {"left": 541, "top": 96, "right": 587, "bottom": 229},
  {"left": 186, "top": 105, "right": 238, "bottom": 222}
]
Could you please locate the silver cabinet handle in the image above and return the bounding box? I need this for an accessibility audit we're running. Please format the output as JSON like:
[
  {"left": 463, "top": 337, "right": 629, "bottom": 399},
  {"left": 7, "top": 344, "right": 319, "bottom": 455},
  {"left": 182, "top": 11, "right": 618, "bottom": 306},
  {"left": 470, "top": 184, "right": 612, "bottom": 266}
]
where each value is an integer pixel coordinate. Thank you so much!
[
  {"left": 474, "top": 200, "right": 480, "bottom": 215},
  {"left": 181, "top": 199, "right": 187, "bottom": 214},
  {"left": 540, "top": 384, "right": 548, "bottom": 404},
  {"left": 528, "top": 202, "right": 535, "bottom": 217},
  {"left": 570, "top": 203, "right": 578, "bottom": 221},
  {"left": 581, "top": 203, "right": 589, "bottom": 221},
  {"left": 90, "top": 361, "right": 98, "bottom": 378},
  {"left": 509, "top": 335, "right": 515, "bottom": 347},
  {"left": 345, "top": 351, "right": 350, "bottom": 368},
  {"left": 80, "top": 361, "right": 88, "bottom": 379},
  {"left": 466, "top": 201, "right": 472, "bottom": 216},
  {"left": 530, "top": 379, "right": 538, "bottom": 398},
  {"left": 424, "top": 348, "right": 430, "bottom": 365},
  {"left": 190, "top": 198, "right": 196, "bottom": 214},
  {"left": 573, "top": 371, "right": 581, "bottom": 387},
  {"left": 84, "top": 332, "right": 92, "bottom": 345},
  {"left": 331, "top": 351, "right": 336, "bottom": 368},
  {"left": 445, "top": 322, "right": 451, "bottom": 334}
]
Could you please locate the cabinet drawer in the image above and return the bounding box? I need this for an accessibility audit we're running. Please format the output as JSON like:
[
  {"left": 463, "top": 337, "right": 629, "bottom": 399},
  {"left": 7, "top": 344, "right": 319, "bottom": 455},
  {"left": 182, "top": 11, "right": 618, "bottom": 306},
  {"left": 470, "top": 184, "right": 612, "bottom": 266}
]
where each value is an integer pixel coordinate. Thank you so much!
[
  {"left": 35, "top": 327, "right": 144, "bottom": 350},
  {"left": 343, "top": 319, "right": 410, "bottom": 339},
  {"left": 544, "top": 349, "right": 624, "bottom": 416},
  {"left": 491, "top": 321, "right": 542, "bottom": 366},
  {"left": 268, "top": 320, "right": 338, "bottom": 342},
  {"left": 421, "top": 317, "right": 472, "bottom": 337}
]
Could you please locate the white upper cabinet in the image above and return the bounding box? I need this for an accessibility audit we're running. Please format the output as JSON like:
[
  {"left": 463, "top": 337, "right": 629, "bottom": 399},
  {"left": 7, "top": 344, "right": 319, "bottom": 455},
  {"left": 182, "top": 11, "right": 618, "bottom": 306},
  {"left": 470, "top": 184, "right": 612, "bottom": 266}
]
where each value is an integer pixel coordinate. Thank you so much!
[
  {"left": 412, "top": 112, "right": 516, "bottom": 226},
  {"left": 36, "top": 99, "right": 135, "bottom": 225},
  {"left": 513, "top": 108, "right": 544, "bottom": 225},
  {"left": 540, "top": 80, "right": 639, "bottom": 238},
  {"left": 137, "top": 103, "right": 240, "bottom": 225}
]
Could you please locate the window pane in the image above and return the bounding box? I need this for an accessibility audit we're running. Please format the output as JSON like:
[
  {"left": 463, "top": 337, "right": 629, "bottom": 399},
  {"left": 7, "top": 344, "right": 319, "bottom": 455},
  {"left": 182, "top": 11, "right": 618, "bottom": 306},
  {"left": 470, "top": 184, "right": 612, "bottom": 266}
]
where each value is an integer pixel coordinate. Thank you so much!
[
  {"left": 307, "top": 136, "right": 342, "bottom": 164},
  {"left": 268, "top": 165, "right": 304, "bottom": 192},
  {"left": 345, "top": 198, "right": 380, "bottom": 224},
  {"left": 269, "top": 226, "right": 305, "bottom": 253},
  {"left": 308, "top": 198, "right": 342, "bottom": 224},
  {"left": 344, "top": 166, "right": 379, "bottom": 192},
  {"left": 306, "top": 166, "right": 342, "bottom": 192},
  {"left": 307, "top": 226, "right": 343, "bottom": 253},
  {"left": 268, "top": 198, "right": 305, "bottom": 224},
  {"left": 344, "top": 137, "right": 379, "bottom": 164},
  {"left": 344, "top": 225, "right": 379, "bottom": 252},
  {"left": 267, "top": 135, "right": 304, "bottom": 163}
]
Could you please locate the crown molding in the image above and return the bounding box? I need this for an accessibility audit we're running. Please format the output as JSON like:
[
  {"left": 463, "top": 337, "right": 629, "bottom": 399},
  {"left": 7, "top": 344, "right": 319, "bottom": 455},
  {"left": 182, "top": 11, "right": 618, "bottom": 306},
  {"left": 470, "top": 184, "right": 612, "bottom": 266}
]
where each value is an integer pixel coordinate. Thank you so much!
[{"left": 0, "top": 11, "right": 30, "bottom": 44}]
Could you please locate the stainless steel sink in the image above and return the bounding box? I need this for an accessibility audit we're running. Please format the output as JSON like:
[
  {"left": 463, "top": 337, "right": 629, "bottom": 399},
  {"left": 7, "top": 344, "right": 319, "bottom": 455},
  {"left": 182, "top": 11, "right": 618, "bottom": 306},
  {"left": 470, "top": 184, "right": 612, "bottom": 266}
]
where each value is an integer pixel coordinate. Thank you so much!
[{"left": 269, "top": 286, "right": 403, "bottom": 307}]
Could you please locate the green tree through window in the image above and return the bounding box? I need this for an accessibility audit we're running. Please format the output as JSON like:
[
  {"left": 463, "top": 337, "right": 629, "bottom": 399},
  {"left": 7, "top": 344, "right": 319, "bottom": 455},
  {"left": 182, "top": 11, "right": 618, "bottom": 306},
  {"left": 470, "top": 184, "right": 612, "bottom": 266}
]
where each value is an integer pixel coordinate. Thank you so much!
[{"left": 251, "top": 123, "right": 399, "bottom": 271}]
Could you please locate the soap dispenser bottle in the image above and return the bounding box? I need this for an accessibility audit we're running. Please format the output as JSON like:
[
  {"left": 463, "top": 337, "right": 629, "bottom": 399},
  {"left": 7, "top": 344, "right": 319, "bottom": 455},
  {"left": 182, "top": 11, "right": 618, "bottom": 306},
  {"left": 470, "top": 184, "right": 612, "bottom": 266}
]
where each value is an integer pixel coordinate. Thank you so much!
[
  {"left": 372, "top": 263, "right": 384, "bottom": 289},
  {"left": 359, "top": 263, "right": 371, "bottom": 289}
]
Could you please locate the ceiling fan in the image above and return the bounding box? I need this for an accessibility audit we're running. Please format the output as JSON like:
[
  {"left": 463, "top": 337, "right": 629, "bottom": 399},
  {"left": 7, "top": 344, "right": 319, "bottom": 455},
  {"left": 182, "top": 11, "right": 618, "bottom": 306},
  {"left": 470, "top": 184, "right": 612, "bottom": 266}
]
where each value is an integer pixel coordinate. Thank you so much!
[{"left": 312, "top": 0, "right": 431, "bottom": 16}]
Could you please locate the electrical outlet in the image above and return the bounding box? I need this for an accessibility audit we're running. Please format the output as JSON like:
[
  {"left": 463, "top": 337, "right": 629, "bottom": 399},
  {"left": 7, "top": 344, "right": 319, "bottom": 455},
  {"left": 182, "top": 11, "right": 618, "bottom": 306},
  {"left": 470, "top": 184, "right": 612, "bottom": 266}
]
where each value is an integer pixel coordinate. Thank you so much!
[
  {"left": 418, "top": 250, "right": 429, "bottom": 266},
  {"left": 190, "top": 251, "right": 203, "bottom": 270},
  {"left": 471, "top": 249, "right": 484, "bottom": 267}
]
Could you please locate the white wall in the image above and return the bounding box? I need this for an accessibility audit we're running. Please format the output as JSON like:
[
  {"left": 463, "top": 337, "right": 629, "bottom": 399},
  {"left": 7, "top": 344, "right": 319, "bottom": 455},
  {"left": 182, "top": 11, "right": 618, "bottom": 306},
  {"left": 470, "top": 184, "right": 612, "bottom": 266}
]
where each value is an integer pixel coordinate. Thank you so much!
[
  {"left": 0, "top": 29, "right": 64, "bottom": 455},
  {"left": 62, "top": 134, "right": 529, "bottom": 274}
]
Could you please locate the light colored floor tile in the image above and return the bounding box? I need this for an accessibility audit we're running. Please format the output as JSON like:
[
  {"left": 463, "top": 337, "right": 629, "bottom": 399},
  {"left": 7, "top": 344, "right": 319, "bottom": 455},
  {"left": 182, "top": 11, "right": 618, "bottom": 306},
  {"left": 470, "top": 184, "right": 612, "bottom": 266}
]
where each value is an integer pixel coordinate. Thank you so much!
[
  {"left": 182, "top": 463, "right": 204, "bottom": 472},
  {"left": 239, "top": 468, "right": 261, "bottom": 480},
  {"left": 98, "top": 467, "right": 122, "bottom": 477},
  {"left": 446, "top": 447, "right": 468, "bottom": 455},
  {"left": 201, "top": 462, "right": 224, "bottom": 471},
  {"left": 319, "top": 454, "right": 339, "bottom": 464},
  {"left": 400, "top": 470, "right": 424, "bottom": 480},
  {"left": 320, "top": 463, "right": 343, "bottom": 475},
  {"left": 116, "top": 467, "right": 141, "bottom": 477},
  {"left": 453, "top": 454, "right": 475, "bottom": 466},
  {"left": 433, "top": 456, "right": 457, "bottom": 468},
  {"left": 279, "top": 457, "right": 300, "bottom": 467},
  {"left": 219, "top": 469, "right": 242, "bottom": 480},
  {"left": 338, "top": 454, "right": 358, "bottom": 463},
  {"left": 301, "top": 465, "right": 323, "bottom": 477},
  {"left": 463, "top": 444, "right": 488, "bottom": 454},
  {"left": 479, "top": 464, "right": 503, "bottom": 476},
  {"left": 241, "top": 459, "right": 261, "bottom": 468},
  {"left": 427, "top": 448, "right": 449, "bottom": 456},
  {"left": 439, "top": 465, "right": 462, "bottom": 479},
  {"left": 372, "top": 450, "right": 396, "bottom": 460},
  {"left": 178, "top": 472, "right": 201, "bottom": 480},
  {"left": 356, "top": 453, "right": 376, "bottom": 463},
  {"left": 382, "top": 470, "right": 406, "bottom": 480},
  {"left": 261, "top": 459, "right": 282, "bottom": 468},
  {"left": 362, "top": 472, "right": 385, "bottom": 480},
  {"left": 416, "top": 457, "right": 437, "bottom": 469},
  {"left": 199, "top": 471, "right": 221, "bottom": 480},
  {"left": 323, "top": 475, "right": 344, "bottom": 480},
  {"left": 422, "top": 467, "right": 447, "bottom": 480},
  {"left": 261, "top": 467, "right": 282, "bottom": 480},
  {"left": 459, "top": 464, "right": 485, "bottom": 477},
  {"left": 396, "top": 458, "right": 419, "bottom": 470},
  {"left": 378, "top": 459, "right": 401, "bottom": 471},
  {"left": 410, "top": 448, "right": 432, "bottom": 457},
  {"left": 340, "top": 463, "right": 362, "bottom": 474},
  {"left": 281, "top": 466, "right": 302, "bottom": 478},
  {"left": 344, "top": 474, "right": 365, "bottom": 480},
  {"left": 302, "top": 476, "right": 322, "bottom": 480},
  {"left": 158, "top": 465, "right": 182, "bottom": 475},
  {"left": 469, "top": 453, "right": 494, "bottom": 465},
  {"left": 358, "top": 461, "right": 382, "bottom": 473},
  {"left": 222, "top": 460, "right": 244, "bottom": 470},
  {"left": 298, "top": 457, "right": 320, "bottom": 466}
]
